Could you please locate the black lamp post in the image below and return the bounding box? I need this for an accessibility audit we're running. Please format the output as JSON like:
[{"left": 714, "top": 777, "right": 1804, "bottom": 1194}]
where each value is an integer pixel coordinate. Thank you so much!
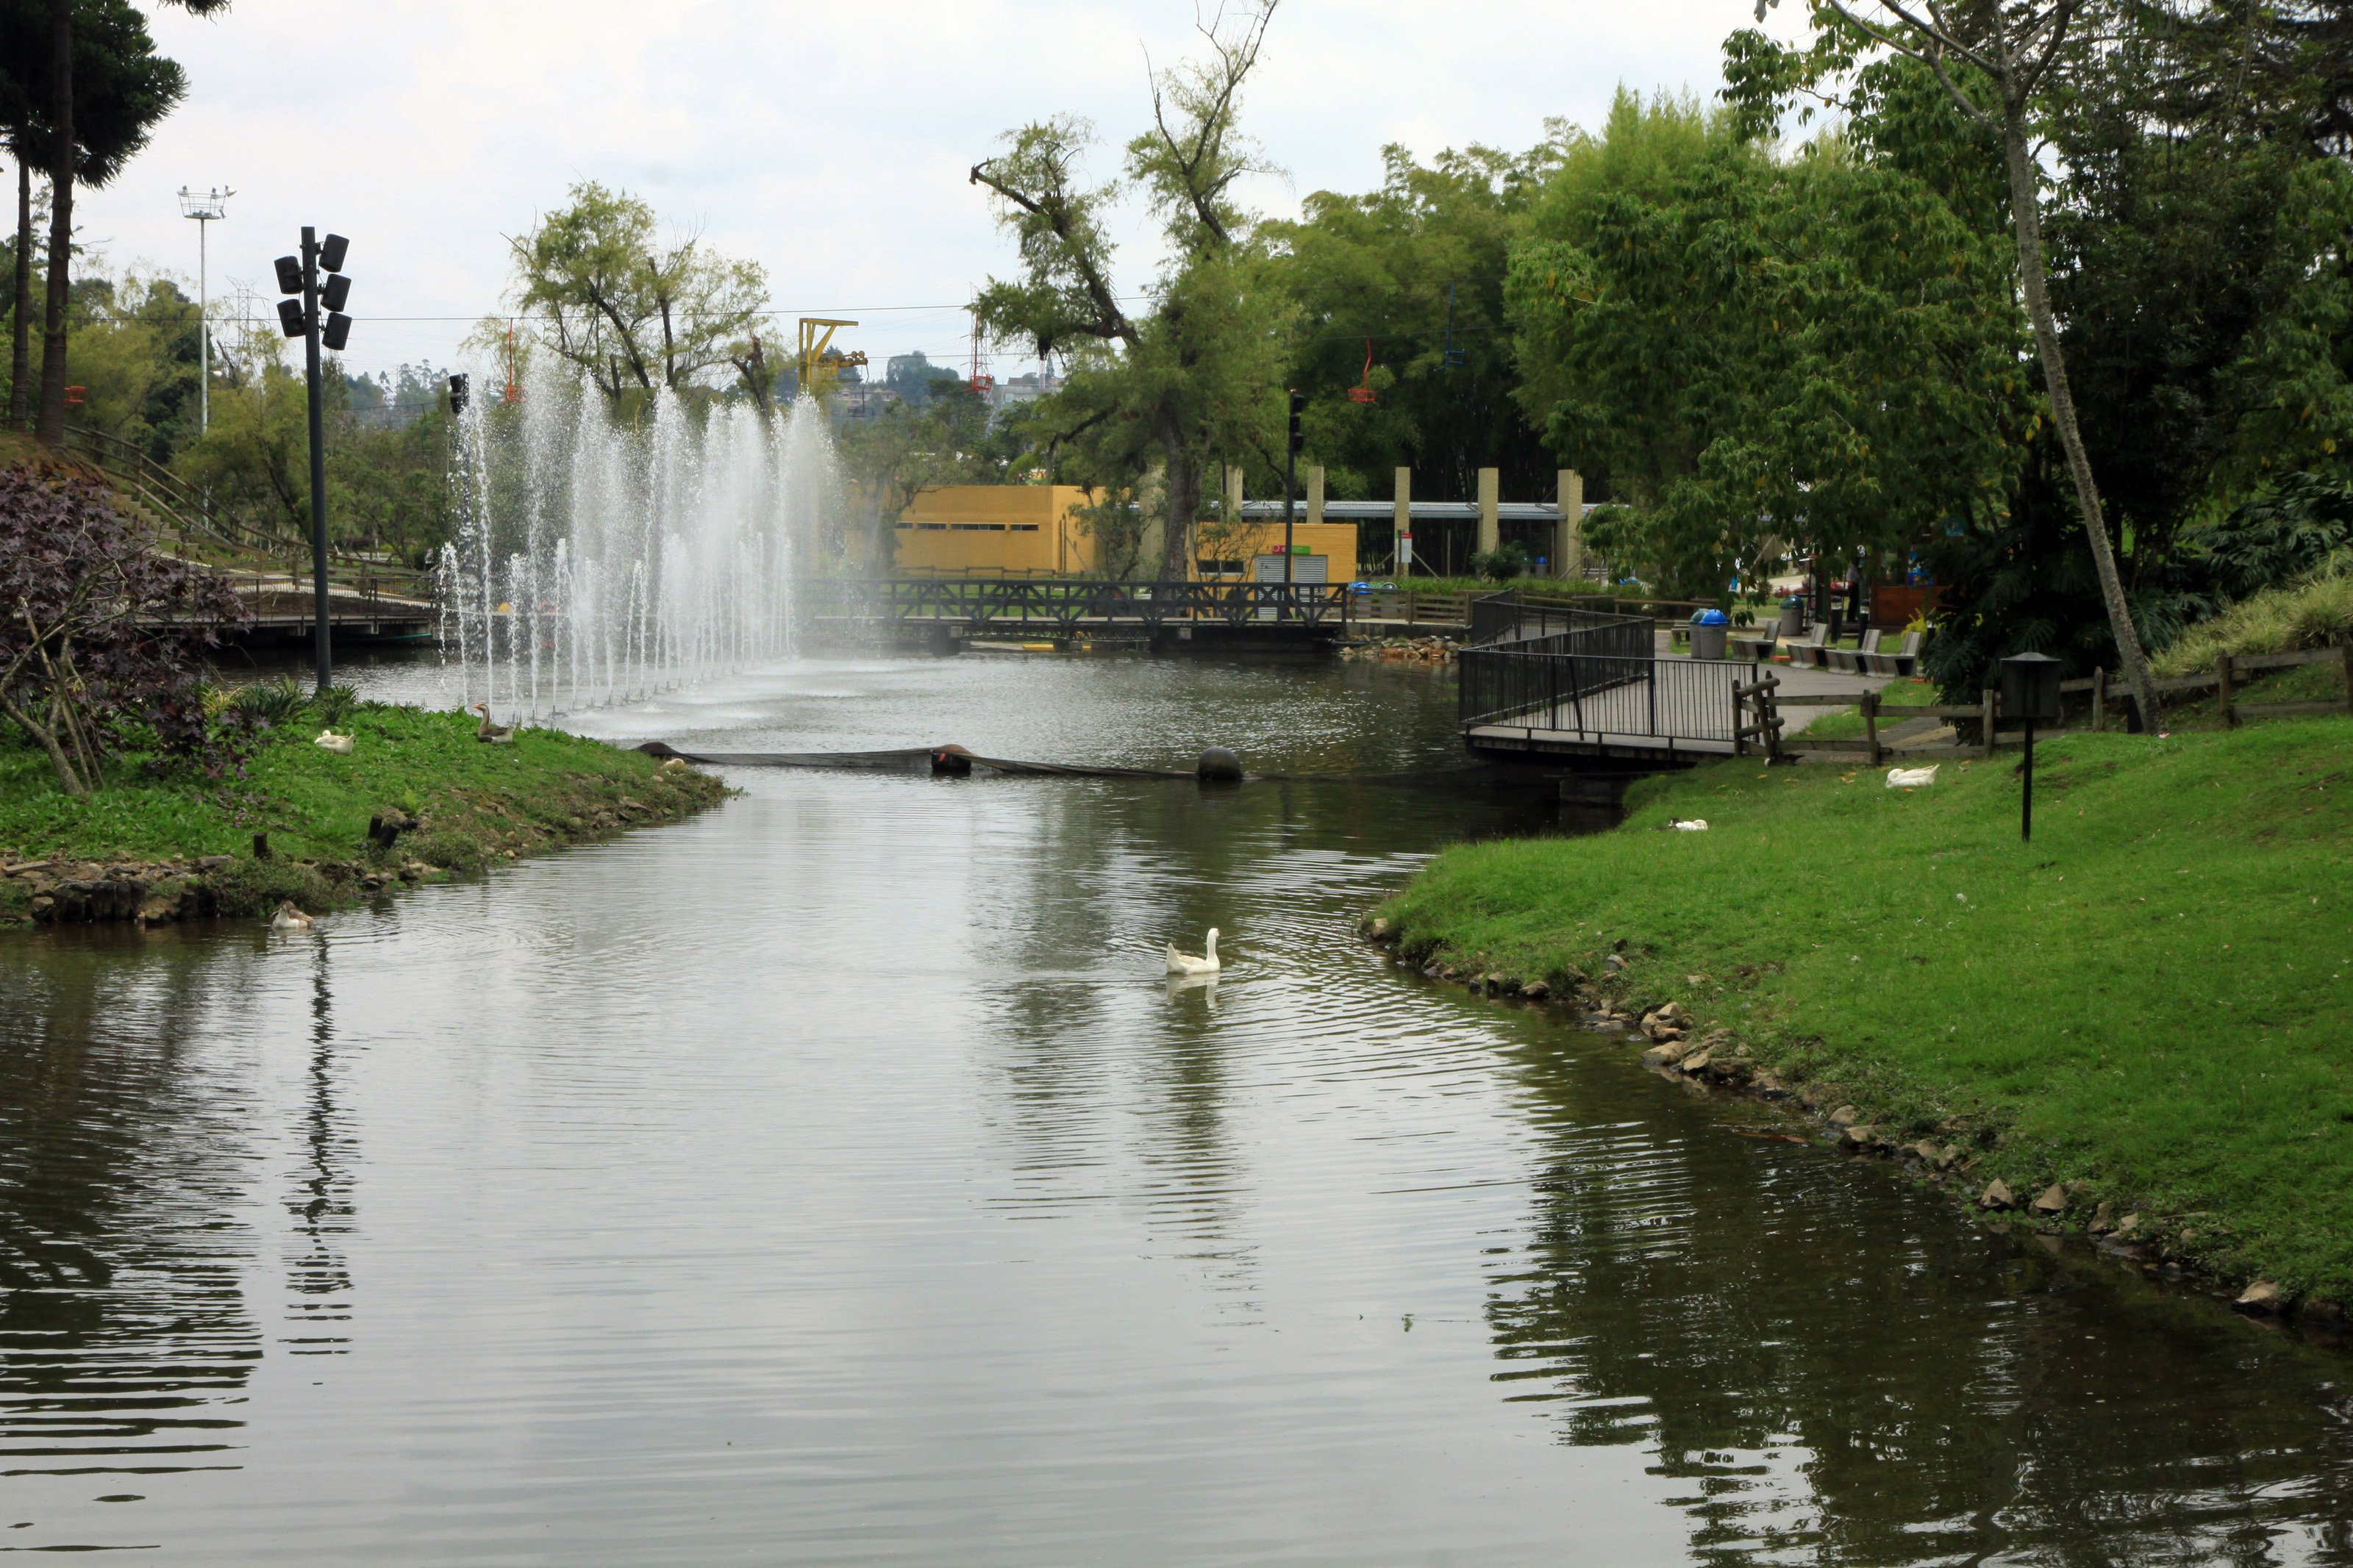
[
  {"left": 1282, "top": 387, "right": 1305, "bottom": 613},
  {"left": 1999, "top": 651, "right": 2063, "bottom": 841},
  {"left": 274, "top": 229, "right": 354, "bottom": 693}
]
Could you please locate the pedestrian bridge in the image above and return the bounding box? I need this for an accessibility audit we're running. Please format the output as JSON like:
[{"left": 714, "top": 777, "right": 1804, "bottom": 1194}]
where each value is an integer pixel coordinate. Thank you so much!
[{"left": 1459, "top": 591, "right": 1764, "bottom": 766}]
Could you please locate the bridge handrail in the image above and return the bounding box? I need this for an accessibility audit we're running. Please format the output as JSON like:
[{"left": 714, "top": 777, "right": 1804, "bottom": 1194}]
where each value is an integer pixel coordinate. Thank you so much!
[
  {"left": 1460, "top": 643, "right": 1763, "bottom": 747},
  {"left": 804, "top": 577, "right": 1354, "bottom": 627}
]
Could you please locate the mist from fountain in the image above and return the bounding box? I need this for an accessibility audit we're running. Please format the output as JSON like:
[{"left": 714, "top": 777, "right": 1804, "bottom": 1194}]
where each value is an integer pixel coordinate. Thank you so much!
[{"left": 436, "top": 359, "right": 838, "bottom": 720}]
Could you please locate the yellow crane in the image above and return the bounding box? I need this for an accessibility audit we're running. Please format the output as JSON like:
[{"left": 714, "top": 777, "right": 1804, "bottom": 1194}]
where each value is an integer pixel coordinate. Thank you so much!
[{"left": 796, "top": 318, "right": 865, "bottom": 401}]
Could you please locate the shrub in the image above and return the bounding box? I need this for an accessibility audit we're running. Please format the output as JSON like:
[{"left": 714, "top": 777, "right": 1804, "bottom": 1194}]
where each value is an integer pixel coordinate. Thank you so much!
[
  {"left": 2154, "top": 570, "right": 2353, "bottom": 675},
  {"left": 1469, "top": 543, "right": 1531, "bottom": 581},
  {"left": 0, "top": 465, "right": 249, "bottom": 794},
  {"left": 315, "top": 685, "right": 360, "bottom": 726},
  {"left": 229, "top": 676, "right": 310, "bottom": 728}
]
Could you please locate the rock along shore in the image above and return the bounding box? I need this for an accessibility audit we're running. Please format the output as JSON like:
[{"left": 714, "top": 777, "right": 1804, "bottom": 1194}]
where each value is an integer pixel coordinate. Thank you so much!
[{"left": 1358, "top": 912, "right": 2344, "bottom": 1340}]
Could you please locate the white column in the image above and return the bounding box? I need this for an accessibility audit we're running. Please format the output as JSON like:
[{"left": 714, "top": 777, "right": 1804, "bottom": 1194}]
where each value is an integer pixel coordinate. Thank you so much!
[
  {"left": 1556, "top": 469, "right": 1584, "bottom": 580},
  {"left": 1393, "top": 466, "right": 1413, "bottom": 574},
  {"left": 1477, "top": 467, "right": 1499, "bottom": 556}
]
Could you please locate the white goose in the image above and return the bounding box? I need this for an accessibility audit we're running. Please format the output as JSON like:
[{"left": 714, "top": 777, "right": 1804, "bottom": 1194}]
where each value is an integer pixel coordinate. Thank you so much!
[
  {"left": 314, "top": 729, "right": 354, "bottom": 754},
  {"left": 270, "top": 901, "right": 313, "bottom": 931},
  {"left": 1165, "top": 928, "right": 1220, "bottom": 975}
]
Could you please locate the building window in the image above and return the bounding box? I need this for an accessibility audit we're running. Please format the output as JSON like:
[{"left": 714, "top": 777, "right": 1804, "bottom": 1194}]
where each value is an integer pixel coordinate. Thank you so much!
[
  {"left": 1012, "top": 524, "right": 1040, "bottom": 532},
  {"left": 951, "top": 523, "right": 1007, "bottom": 531}
]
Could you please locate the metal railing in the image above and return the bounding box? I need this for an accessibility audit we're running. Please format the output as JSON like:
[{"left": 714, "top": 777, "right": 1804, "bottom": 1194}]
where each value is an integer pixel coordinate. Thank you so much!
[
  {"left": 1469, "top": 588, "right": 1653, "bottom": 650},
  {"left": 804, "top": 577, "right": 1354, "bottom": 630},
  {"left": 1461, "top": 644, "right": 1761, "bottom": 748}
]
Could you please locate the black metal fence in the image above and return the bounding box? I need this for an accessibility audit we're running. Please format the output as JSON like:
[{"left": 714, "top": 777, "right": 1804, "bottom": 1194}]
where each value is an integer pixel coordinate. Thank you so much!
[
  {"left": 804, "top": 578, "right": 1353, "bottom": 631},
  {"left": 1468, "top": 587, "right": 1653, "bottom": 650},
  {"left": 1460, "top": 644, "right": 1761, "bottom": 748}
]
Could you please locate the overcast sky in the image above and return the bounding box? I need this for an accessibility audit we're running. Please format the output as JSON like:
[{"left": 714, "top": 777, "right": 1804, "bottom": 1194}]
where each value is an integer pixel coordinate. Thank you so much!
[{"left": 86, "top": 1, "right": 1804, "bottom": 387}]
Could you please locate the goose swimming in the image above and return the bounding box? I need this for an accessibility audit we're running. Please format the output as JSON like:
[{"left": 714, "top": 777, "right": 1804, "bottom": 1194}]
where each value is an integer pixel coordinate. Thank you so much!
[{"left": 1165, "top": 928, "right": 1220, "bottom": 975}]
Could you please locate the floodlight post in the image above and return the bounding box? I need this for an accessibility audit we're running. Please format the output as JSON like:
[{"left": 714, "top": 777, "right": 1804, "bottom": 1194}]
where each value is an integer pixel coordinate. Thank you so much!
[
  {"left": 301, "top": 228, "right": 330, "bottom": 693},
  {"left": 1999, "top": 651, "right": 2063, "bottom": 842},
  {"left": 176, "top": 187, "right": 230, "bottom": 434}
]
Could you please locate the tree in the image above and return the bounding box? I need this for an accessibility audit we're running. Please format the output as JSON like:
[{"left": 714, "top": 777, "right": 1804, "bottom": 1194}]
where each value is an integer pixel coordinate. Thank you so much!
[
  {"left": 1755, "top": 0, "right": 2165, "bottom": 726},
  {"left": 836, "top": 383, "right": 991, "bottom": 573},
  {"left": 0, "top": 463, "right": 246, "bottom": 795},
  {"left": 13, "top": 0, "right": 217, "bottom": 445},
  {"left": 507, "top": 182, "right": 769, "bottom": 404},
  {"left": 1507, "top": 80, "right": 2029, "bottom": 599},
  {"left": 1265, "top": 137, "right": 1567, "bottom": 506},
  {"left": 971, "top": 1, "right": 1293, "bottom": 579}
]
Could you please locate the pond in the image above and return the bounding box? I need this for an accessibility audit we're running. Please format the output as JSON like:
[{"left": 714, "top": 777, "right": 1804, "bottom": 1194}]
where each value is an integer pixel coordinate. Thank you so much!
[{"left": 4, "top": 651, "right": 2351, "bottom": 1563}]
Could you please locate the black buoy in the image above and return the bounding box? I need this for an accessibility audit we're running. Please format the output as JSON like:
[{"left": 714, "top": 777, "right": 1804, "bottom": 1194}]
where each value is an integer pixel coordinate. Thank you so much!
[
  {"left": 1196, "top": 746, "right": 1243, "bottom": 784},
  {"left": 931, "top": 745, "right": 974, "bottom": 777}
]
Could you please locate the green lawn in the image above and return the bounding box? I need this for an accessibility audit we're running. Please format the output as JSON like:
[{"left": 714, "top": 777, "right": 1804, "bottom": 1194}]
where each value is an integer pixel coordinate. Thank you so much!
[
  {"left": 2, "top": 703, "right": 724, "bottom": 914},
  {"left": 1382, "top": 719, "right": 2353, "bottom": 1298}
]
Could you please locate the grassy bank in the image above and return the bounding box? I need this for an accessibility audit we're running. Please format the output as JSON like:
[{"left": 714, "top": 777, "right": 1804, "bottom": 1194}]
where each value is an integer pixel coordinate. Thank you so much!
[
  {"left": 1381, "top": 720, "right": 2353, "bottom": 1300},
  {"left": 1, "top": 702, "right": 726, "bottom": 922}
]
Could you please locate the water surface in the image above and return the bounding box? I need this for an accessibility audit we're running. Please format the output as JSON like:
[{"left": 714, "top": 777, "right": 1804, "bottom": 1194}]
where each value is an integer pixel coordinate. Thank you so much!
[{"left": 6, "top": 652, "right": 2352, "bottom": 1564}]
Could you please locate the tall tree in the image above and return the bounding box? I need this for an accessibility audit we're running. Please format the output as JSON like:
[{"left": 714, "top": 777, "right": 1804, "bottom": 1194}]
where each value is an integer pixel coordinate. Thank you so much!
[
  {"left": 24, "top": 0, "right": 221, "bottom": 446},
  {"left": 508, "top": 182, "right": 768, "bottom": 403},
  {"left": 971, "top": 1, "right": 1290, "bottom": 579},
  {"left": 1757, "top": 0, "right": 2165, "bottom": 726}
]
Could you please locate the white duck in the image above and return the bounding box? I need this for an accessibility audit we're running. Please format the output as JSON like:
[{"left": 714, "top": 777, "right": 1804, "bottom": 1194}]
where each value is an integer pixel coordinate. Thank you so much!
[
  {"left": 270, "top": 901, "right": 313, "bottom": 931},
  {"left": 1166, "top": 928, "right": 1221, "bottom": 975},
  {"left": 313, "top": 729, "right": 354, "bottom": 754}
]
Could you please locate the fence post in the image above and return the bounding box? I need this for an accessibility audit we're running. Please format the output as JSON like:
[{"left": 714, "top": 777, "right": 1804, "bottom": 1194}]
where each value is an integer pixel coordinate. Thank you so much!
[
  {"left": 2341, "top": 637, "right": 2353, "bottom": 719},
  {"left": 1864, "top": 689, "right": 1882, "bottom": 767},
  {"left": 2218, "top": 652, "right": 2237, "bottom": 728},
  {"left": 1981, "top": 690, "right": 1996, "bottom": 760},
  {"left": 2091, "top": 666, "right": 2107, "bottom": 732}
]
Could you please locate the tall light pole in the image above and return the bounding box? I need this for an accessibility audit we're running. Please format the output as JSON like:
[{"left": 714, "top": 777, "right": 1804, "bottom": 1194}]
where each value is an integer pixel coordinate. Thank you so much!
[{"left": 177, "top": 187, "right": 231, "bottom": 434}]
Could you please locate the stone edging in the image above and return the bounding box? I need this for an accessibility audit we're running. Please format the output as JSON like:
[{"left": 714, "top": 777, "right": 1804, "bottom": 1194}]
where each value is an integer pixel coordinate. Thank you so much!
[{"left": 1360, "top": 914, "right": 2346, "bottom": 1340}]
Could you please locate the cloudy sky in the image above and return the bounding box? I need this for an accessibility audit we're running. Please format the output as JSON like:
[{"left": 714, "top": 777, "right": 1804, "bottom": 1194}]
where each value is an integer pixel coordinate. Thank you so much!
[{"left": 88, "top": 1, "right": 1804, "bottom": 388}]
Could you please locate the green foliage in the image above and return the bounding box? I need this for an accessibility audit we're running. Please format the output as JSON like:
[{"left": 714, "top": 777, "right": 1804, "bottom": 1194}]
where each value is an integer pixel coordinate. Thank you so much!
[
  {"left": 1468, "top": 542, "right": 1529, "bottom": 581},
  {"left": 2179, "top": 472, "right": 2353, "bottom": 602},
  {"left": 314, "top": 684, "right": 359, "bottom": 726},
  {"left": 227, "top": 675, "right": 308, "bottom": 728},
  {"left": 2156, "top": 571, "right": 2353, "bottom": 676},
  {"left": 508, "top": 182, "right": 771, "bottom": 403},
  {"left": 1507, "top": 78, "right": 2029, "bottom": 600},
  {"left": 1383, "top": 719, "right": 2353, "bottom": 1296},
  {"left": 972, "top": 4, "right": 1292, "bottom": 579},
  {"left": 1263, "top": 138, "right": 1565, "bottom": 505}
]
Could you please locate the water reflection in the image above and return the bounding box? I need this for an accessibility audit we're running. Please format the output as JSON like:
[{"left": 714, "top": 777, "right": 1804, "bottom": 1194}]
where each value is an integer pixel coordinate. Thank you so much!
[{"left": 5, "top": 653, "right": 2353, "bottom": 1562}]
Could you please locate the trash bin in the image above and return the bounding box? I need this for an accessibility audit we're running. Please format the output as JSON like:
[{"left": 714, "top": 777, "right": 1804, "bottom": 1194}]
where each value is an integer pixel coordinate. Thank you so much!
[
  {"left": 1689, "top": 608, "right": 1729, "bottom": 660},
  {"left": 1778, "top": 596, "right": 1806, "bottom": 637}
]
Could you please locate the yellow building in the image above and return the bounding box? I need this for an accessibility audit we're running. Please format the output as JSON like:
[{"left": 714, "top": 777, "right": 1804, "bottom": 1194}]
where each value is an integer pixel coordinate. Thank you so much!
[
  {"left": 889, "top": 485, "right": 1100, "bottom": 576},
  {"left": 886, "top": 484, "right": 1361, "bottom": 581}
]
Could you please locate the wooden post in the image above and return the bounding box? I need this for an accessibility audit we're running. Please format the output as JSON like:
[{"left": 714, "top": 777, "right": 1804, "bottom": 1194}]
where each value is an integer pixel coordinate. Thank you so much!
[
  {"left": 1393, "top": 465, "right": 1413, "bottom": 576},
  {"left": 2091, "top": 666, "right": 2107, "bottom": 732},
  {"left": 1981, "top": 690, "right": 1996, "bottom": 760},
  {"left": 1863, "top": 689, "right": 1882, "bottom": 767},
  {"left": 2340, "top": 638, "right": 2353, "bottom": 718},
  {"left": 2218, "top": 652, "right": 2237, "bottom": 728}
]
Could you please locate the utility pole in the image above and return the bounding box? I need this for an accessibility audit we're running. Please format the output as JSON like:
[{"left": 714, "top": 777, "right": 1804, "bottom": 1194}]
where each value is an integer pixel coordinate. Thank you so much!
[{"left": 176, "top": 187, "right": 231, "bottom": 434}]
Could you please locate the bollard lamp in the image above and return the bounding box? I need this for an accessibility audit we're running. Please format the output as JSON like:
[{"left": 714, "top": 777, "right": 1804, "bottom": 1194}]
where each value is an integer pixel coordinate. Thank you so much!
[
  {"left": 1999, "top": 651, "right": 2063, "bottom": 724},
  {"left": 1999, "top": 651, "right": 2063, "bottom": 841}
]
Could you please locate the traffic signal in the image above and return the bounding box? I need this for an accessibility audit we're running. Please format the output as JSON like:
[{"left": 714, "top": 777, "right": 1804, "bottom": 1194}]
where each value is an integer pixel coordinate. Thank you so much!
[{"left": 1288, "top": 387, "right": 1305, "bottom": 456}]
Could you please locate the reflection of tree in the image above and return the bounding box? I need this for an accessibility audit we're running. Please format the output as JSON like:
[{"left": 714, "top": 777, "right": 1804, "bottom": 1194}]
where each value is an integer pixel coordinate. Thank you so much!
[
  {"left": 1484, "top": 1044, "right": 2353, "bottom": 1564},
  {"left": 0, "top": 933, "right": 265, "bottom": 1499},
  {"left": 968, "top": 762, "right": 1560, "bottom": 1300},
  {"left": 283, "top": 934, "right": 355, "bottom": 1354}
]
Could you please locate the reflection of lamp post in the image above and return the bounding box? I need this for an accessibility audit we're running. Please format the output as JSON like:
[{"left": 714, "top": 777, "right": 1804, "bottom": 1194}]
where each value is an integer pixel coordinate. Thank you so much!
[
  {"left": 176, "top": 187, "right": 231, "bottom": 434},
  {"left": 2000, "top": 651, "right": 2063, "bottom": 841}
]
